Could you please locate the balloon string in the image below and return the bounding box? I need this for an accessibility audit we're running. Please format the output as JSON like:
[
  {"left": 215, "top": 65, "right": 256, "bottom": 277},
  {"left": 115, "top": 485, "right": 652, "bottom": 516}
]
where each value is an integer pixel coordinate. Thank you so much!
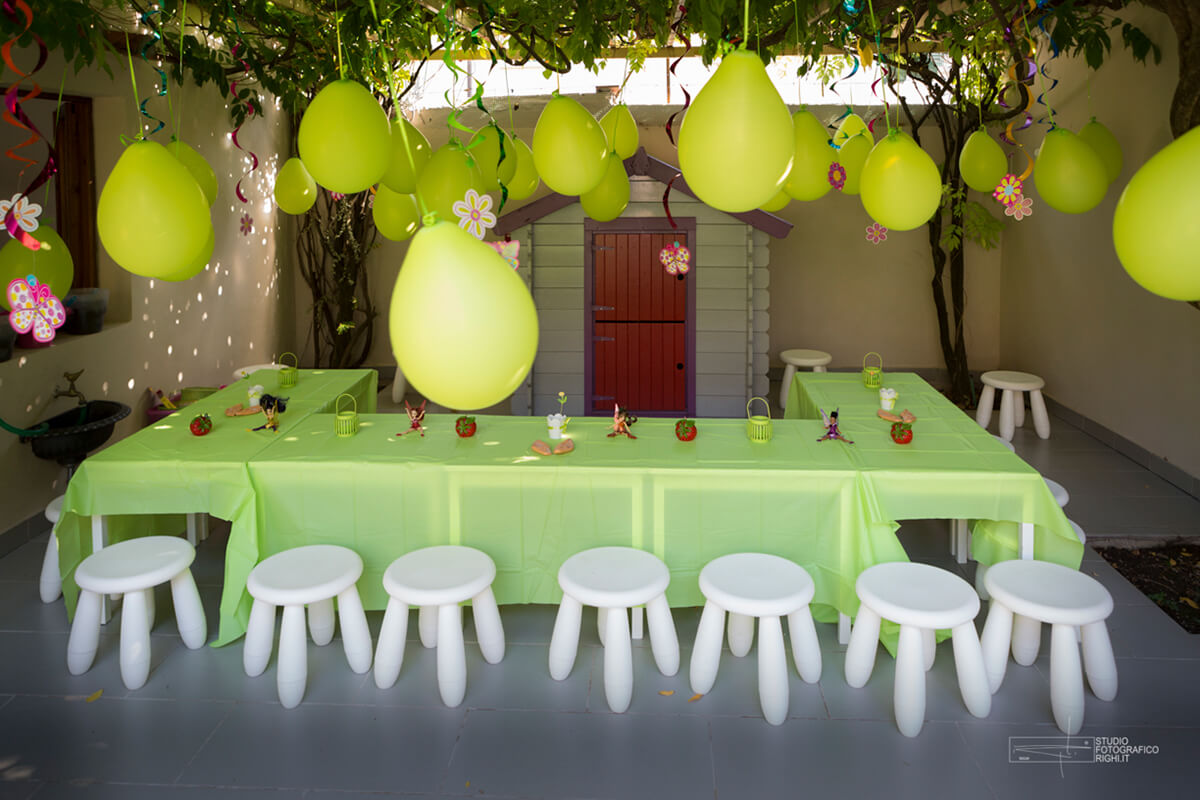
[
  {"left": 170, "top": 0, "right": 188, "bottom": 138},
  {"left": 124, "top": 32, "right": 142, "bottom": 139},
  {"left": 334, "top": 0, "right": 345, "bottom": 79},
  {"left": 381, "top": 44, "right": 432, "bottom": 221},
  {"left": 742, "top": 0, "right": 749, "bottom": 48}
]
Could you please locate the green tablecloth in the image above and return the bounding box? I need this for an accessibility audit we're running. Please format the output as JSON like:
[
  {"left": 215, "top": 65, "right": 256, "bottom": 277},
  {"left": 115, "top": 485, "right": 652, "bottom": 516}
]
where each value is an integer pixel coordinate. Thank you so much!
[{"left": 56, "top": 369, "right": 378, "bottom": 619}]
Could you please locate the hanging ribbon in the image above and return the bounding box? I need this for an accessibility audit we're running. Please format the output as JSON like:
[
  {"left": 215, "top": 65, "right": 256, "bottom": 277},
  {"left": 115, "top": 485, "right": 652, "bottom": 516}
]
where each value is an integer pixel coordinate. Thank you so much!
[
  {"left": 228, "top": 42, "right": 259, "bottom": 203},
  {"left": 137, "top": 5, "right": 168, "bottom": 137},
  {"left": 662, "top": 173, "right": 683, "bottom": 230},
  {"left": 664, "top": 5, "right": 691, "bottom": 146}
]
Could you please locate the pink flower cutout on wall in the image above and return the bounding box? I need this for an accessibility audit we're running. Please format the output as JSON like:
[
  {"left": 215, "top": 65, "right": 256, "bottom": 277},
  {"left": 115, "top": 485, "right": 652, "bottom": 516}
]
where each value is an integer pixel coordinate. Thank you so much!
[
  {"left": 452, "top": 189, "right": 497, "bottom": 240},
  {"left": 828, "top": 162, "right": 847, "bottom": 191},
  {"left": 1004, "top": 194, "right": 1034, "bottom": 221},
  {"left": 330, "top": 191, "right": 346, "bottom": 202},
  {"left": 993, "top": 174, "right": 1023, "bottom": 207},
  {"left": 865, "top": 222, "right": 888, "bottom": 244},
  {"left": 240, "top": 213, "right": 254, "bottom": 236}
]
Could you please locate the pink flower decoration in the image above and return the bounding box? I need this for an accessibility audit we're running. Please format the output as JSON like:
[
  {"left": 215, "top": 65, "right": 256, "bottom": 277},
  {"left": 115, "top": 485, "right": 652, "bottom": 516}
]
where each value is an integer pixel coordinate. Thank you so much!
[
  {"left": 828, "top": 162, "right": 847, "bottom": 191},
  {"left": 330, "top": 191, "right": 346, "bottom": 202},
  {"left": 239, "top": 213, "right": 253, "bottom": 236},
  {"left": 993, "top": 173, "right": 1023, "bottom": 206},
  {"left": 1004, "top": 193, "right": 1034, "bottom": 221},
  {"left": 865, "top": 222, "right": 888, "bottom": 244}
]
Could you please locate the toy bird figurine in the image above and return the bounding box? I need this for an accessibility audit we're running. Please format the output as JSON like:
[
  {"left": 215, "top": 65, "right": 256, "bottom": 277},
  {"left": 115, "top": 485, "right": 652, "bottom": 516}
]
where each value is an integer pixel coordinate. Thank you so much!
[
  {"left": 607, "top": 403, "right": 638, "bottom": 439},
  {"left": 817, "top": 407, "right": 854, "bottom": 444},
  {"left": 398, "top": 399, "right": 427, "bottom": 437}
]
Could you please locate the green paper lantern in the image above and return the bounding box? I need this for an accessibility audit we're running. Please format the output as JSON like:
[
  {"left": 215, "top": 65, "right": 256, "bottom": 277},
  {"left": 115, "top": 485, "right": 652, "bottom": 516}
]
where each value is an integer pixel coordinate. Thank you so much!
[
  {"left": 168, "top": 139, "right": 218, "bottom": 207},
  {"left": 1078, "top": 118, "right": 1123, "bottom": 184},
  {"left": 470, "top": 126, "right": 518, "bottom": 193},
  {"left": 274, "top": 157, "right": 318, "bottom": 215},
  {"left": 532, "top": 95, "right": 608, "bottom": 196},
  {"left": 297, "top": 79, "right": 391, "bottom": 194},
  {"left": 1033, "top": 127, "right": 1108, "bottom": 214},
  {"left": 838, "top": 133, "right": 873, "bottom": 196},
  {"left": 160, "top": 226, "right": 214, "bottom": 283},
  {"left": 959, "top": 129, "right": 1008, "bottom": 194},
  {"left": 785, "top": 110, "right": 835, "bottom": 202},
  {"left": 833, "top": 114, "right": 868, "bottom": 148},
  {"left": 97, "top": 140, "right": 211, "bottom": 279},
  {"left": 506, "top": 136, "right": 540, "bottom": 201},
  {"left": 599, "top": 103, "right": 639, "bottom": 159},
  {"left": 677, "top": 49, "right": 793, "bottom": 213},
  {"left": 382, "top": 118, "right": 431, "bottom": 194},
  {"left": 760, "top": 189, "right": 790, "bottom": 212},
  {"left": 415, "top": 144, "right": 488, "bottom": 227},
  {"left": 373, "top": 185, "right": 420, "bottom": 242},
  {"left": 0, "top": 226, "right": 73, "bottom": 310},
  {"left": 389, "top": 221, "right": 538, "bottom": 409},
  {"left": 860, "top": 130, "right": 943, "bottom": 231},
  {"left": 580, "top": 153, "right": 630, "bottom": 222},
  {"left": 1113, "top": 125, "right": 1200, "bottom": 301}
]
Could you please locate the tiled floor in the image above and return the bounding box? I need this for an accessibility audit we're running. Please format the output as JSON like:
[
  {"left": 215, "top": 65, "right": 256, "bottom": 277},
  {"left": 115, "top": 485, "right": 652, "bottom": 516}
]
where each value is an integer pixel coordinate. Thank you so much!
[{"left": 1, "top": 411, "right": 1198, "bottom": 799}]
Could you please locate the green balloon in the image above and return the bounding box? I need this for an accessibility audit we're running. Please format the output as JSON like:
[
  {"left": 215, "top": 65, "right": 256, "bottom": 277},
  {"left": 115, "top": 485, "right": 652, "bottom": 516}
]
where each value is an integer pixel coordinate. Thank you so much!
[
  {"left": 833, "top": 114, "right": 868, "bottom": 148},
  {"left": 0, "top": 226, "right": 73, "bottom": 310},
  {"left": 97, "top": 140, "right": 211, "bottom": 279},
  {"left": 274, "top": 157, "right": 318, "bottom": 215},
  {"left": 677, "top": 49, "right": 794, "bottom": 213},
  {"left": 838, "top": 133, "right": 873, "bottom": 195},
  {"left": 580, "top": 153, "right": 630, "bottom": 222},
  {"left": 469, "top": 126, "right": 518, "bottom": 193},
  {"left": 168, "top": 139, "right": 218, "bottom": 207},
  {"left": 959, "top": 128, "right": 1008, "bottom": 194},
  {"left": 1033, "top": 127, "right": 1108, "bottom": 214},
  {"left": 599, "top": 103, "right": 639, "bottom": 159},
  {"left": 785, "top": 110, "right": 834, "bottom": 201},
  {"left": 382, "top": 118, "right": 431, "bottom": 194},
  {"left": 390, "top": 221, "right": 538, "bottom": 409},
  {"left": 860, "top": 130, "right": 943, "bottom": 231},
  {"left": 532, "top": 95, "right": 608, "bottom": 196},
  {"left": 1113, "top": 125, "right": 1200, "bottom": 301},
  {"left": 1078, "top": 118, "right": 1123, "bottom": 184},
  {"left": 760, "top": 189, "right": 790, "bottom": 212},
  {"left": 297, "top": 79, "right": 391, "bottom": 194},
  {"left": 373, "top": 185, "right": 420, "bottom": 242},
  {"left": 160, "top": 225, "right": 214, "bottom": 283},
  {"left": 506, "top": 136, "right": 540, "bottom": 200},
  {"left": 415, "top": 144, "right": 488, "bottom": 228}
]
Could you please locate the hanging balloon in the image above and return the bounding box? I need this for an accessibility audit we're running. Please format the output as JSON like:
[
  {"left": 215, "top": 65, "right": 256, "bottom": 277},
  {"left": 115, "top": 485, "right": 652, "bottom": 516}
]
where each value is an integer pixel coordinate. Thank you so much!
[
  {"left": 1078, "top": 118, "right": 1123, "bottom": 184},
  {"left": 470, "top": 126, "right": 518, "bottom": 193},
  {"left": 677, "top": 49, "right": 794, "bottom": 213},
  {"left": 390, "top": 221, "right": 539, "bottom": 410},
  {"left": 1113, "top": 125, "right": 1200, "bottom": 301},
  {"left": 415, "top": 144, "right": 488, "bottom": 227},
  {"left": 506, "top": 136, "right": 540, "bottom": 201},
  {"left": 760, "top": 189, "right": 790, "bottom": 212},
  {"left": 860, "top": 129, "right": 943, "bottom": 231},
  {"left": 599, "top": 103, "right": 639, "bottom": 159},
  {"left": 532, "top": 95, "right": 609, "bottom": 195},
  {"left": 580, "top": 153, "right": 630, "bottom": 222},
  {"left": 838, "top": 133, "right": 873, "bottom": 195},
  {"left": 97, "top": 140, "right": 211, "bottom": 279},
  {"left": 168, "top": 139, "right": 218, "bottom": 207},
  {"left": 274, "top": 157, "right": 318, "bottom": 215},
  {"left": 0, "top": 226, "right": 73, "bottom": 311},
  {"left": 373, "top": 186, "right": 420, "bottom": 242},
  {"left": 297, "top": 79, "right": 391, "bottom": 194},
  {"left": 160, "top": 226, "right": 214, "bottom": 283},
  {"left": 382, "top": 117, "right": 432, "bottom": 194},
  {"left": 959, "top": 128, "right": 1008, "bottom": 194},
  {"left": 1033, "top": 127, "right": 1108, "bottom": 214},
  {"left": 833, "top": 113, "right": 868, "bottom": 147},
  {"left": 785, "top": 110, "right": 835, "bottom": 201}
]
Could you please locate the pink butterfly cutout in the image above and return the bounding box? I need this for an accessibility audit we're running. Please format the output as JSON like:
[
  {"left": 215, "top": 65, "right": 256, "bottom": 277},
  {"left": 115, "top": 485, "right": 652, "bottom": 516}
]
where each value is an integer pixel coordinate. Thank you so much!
[
  {"left": 487, "top": 239, "right": 520, "bottom": 270},
  {"left": 7, "top": 276, "right": 66, "bottom": 343}
]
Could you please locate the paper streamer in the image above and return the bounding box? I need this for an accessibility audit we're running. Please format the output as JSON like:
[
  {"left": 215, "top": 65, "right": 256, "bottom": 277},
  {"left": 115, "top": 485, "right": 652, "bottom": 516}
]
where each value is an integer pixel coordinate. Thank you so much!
[
  {"left": 662, "top": 172, "right": 683, "bottom": 230},
  {"left": 229, "top": 41, "right": 259, "bottom": 204},
  {"left": 664, "top": 5, "right": 691, "bottom": 146},
  {"left": 137, "top": 5, "right": 168, "bottom": 137}
]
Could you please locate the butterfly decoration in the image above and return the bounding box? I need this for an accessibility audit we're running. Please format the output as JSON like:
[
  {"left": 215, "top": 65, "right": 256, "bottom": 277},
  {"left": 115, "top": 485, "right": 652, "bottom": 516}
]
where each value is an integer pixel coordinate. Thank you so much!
[
  {"left": 7, "top": 275, "right": 66, "bottom": 343},
  {"left": 659, "top": 241, "right": 691, "bottom": 275},
  {"left": 487, "top": 238, "right": 520, "bottom": 270}
]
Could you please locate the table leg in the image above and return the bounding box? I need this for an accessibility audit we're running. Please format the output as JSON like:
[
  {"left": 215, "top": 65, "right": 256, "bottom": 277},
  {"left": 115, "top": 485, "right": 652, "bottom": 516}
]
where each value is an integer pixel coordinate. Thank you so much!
[
  {"left": 91, "top": 516, "right": 113, "bottom": 624},
  {"left": 837, "top": 612, "right": 851, "bottom": 646},
  {"left": 780, "top": 365, "right": 797, "bottom": 410},
  {"left": 1020, "top": 523, "right": 1034, "bottom": 560}
]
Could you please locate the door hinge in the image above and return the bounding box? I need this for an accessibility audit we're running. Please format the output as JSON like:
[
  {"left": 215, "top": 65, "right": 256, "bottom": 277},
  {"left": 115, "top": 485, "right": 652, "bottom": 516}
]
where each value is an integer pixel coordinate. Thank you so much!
[
  {"left": 593, "top": 336, "right": 615, "bottom": 342},
  {"left": 592, "top": 305, "right": 614, "bottom": 312}
]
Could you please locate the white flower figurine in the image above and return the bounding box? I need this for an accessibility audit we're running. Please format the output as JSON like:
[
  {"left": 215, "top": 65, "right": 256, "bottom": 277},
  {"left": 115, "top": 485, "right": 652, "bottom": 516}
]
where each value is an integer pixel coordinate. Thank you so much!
[
  {"left": 879, "top": 387, "right": 898, "bottom": 411},
  {"left": 0, "top": 194, "right": 42, "bottom": 233},
  {"left": 453, "top": 189, "right": 497, "bottom": 240}
]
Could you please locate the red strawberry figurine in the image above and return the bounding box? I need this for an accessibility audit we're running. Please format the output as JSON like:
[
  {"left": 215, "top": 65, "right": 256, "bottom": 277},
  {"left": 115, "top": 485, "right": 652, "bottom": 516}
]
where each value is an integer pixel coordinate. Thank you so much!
[
  {"left": 890, "top": 421, "right": 913, "bottom": 445},
  {"left": 189, "top": 413, "right": 213, "bottom": 437},
  {"left": 675, "top": 418, "right": 698, "bottom": 441},
  {"left": 455, "top": 415, "right": 477, "bottom": 438}
]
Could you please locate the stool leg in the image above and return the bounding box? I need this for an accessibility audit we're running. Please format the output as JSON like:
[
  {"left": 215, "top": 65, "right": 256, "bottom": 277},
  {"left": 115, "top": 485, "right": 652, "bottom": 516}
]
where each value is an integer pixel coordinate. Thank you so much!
[
  {"left": 980, "top": 601, "right": 1014, "bottom": 694},
  {"left": 119, "top": 589, "right": 152, "bottom": 690},
  {"left": 308, "top": 598, "right": 335, "bottom": 646},
  {"left": 998, "top": 390, "right": 1016, "bottom": 442},
  {"left": 67, "top": 590, "right": 102, "bottom": 675},
  {"left": 1029, "top": 390, "right": 1051, "bottom": 439},
  {"left": 757, "top": 616, "right": 788, "bottom": 726},
  {"left": 645, "top": 594, "right": 679, "bottom": 677},
  {"left": 40, "top": 532, "right": 62, "bottom": 603},
  {"left": 689, "top": 601, "right": 725, "bottom": 695},
  {"left": 437, "top": 603, "right": 467, "bottom": 708},
  {"left": 277, "top": 605, "right": 308, "bottom": 709},
  {"left": 336, "top": 587, "right": 372, "bottom": 674},
  {"left": 471, "top": 587, "right": 505, "bottom": 665},
  {"left": 727, "top": 612, "right": 754, "bottom": 658},
  {"left": 922, "top": 628, "right": 937, "bottom": 672},
  {"left": 951, "top": 623, "right": 992, "bottom": 719},
  {"left": 144, "top": 585, "right": 156, "bottom": 632},
  {"left": 1011, "top": 614, "right": 1042, "bottom": 665},
  {"left": 844, "top": 606, "right": 882, "bottom": 688},
  {"left": 1049, "top": 623, "right": 1085, "bottom": 735},
  {"left": 418, "top": 605, "right": 438, "bottom": 648},
  {"left": 786, "top": 607, "right": 822, "bottom": 683},
  {"left": 1013, "top": 391, "right": 1026, "bottom": 429},
  {"left": 780, "top": 364, "right": 797, "bottom": 410},
  {"left": 603, "top": 603, "right": 633, "bottom": 713},
  {"left": 373, "top": 597, "right": 409, "bottom": 689},
  {"left": 596, "top": 607, "right": 608, "bottom": 647},
  {"left": 894, "top": 624, "right": 927, "bottom": 738},
  {"left": 975, "top": 385, "right": 995, "bottom": 429},
  {"left": 1080, "top": 621, "right": 1118, "bottom": 701},
  {"left": 813, "top": 364, "right": 827, "bottom": 373},
  {"left": 169, "top": 569, "right": 207, "bottom": 649},
  {"left": 548, "top": 595, "right": 583, "bottom": 680},
  {"left": 243, "top": 600, "right": 276, "bottom": 677}
]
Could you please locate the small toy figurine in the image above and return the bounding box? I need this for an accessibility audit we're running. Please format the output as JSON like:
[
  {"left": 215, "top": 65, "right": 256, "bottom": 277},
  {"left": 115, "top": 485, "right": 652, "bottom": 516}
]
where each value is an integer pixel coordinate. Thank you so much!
[
  {"left": 189, "top": 413, "right": 213, "bottom": 436},
  {"left": 250, "top": 394, "right": 288, "bottom": 433},
  {"left": 817, "top": 407, "right": 854, "bottom": 444},
  {"left": 607, "top": 403, "right": 638, "bottom": 439},
  {"left": 878, "top": 408, "right": 917, "bottom": 444},
  {"left": 455, "top": 415, "right": 477, "bottom": 438},
  {"left": 398, "top": 399, "right": 427, "bottom": 437}
]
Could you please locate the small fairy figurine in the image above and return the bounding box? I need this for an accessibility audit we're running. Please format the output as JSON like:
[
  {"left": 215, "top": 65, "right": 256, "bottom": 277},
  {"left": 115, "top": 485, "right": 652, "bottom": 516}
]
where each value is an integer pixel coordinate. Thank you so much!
[
  {"left": 817, "top": 407, "right": 854, "bottom": 444},
  {"left": 398, "top": 399, "right": 427, "bottom": 437},
  {"left": 250, "top": 394, "right": 289, "bottom": 433},
  {"left": 607, "top": 403, "right": 638, "bottom": 439}
]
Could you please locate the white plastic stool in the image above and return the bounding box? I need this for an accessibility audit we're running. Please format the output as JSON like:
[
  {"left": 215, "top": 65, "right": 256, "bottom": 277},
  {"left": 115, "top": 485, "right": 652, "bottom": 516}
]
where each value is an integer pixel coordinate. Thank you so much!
[
  {"left": 67, "top": 536, "right": 207, "bottom": 690},
  {"left": 976, "top": 371, "right": 1051, "bottom": 441},
  {"left": 549, "top": 547, "right": 679, "bottom": 713},
  {"left": 374, "top": 545, "right": 505, "bottom": 707},
  {"left": 689, "top": 553, "right": 822, "bottom": 725},
  {"left": 845, "top": 562, "right": 991, "bottom": 737},
  {"left": 232, "top": 362, "right": 283, "bottom": 381},
  {"left": 40, "top": 495, "right": 64, "bottom": 603},
  {"left": 1044, "top": 478, "right": 1070, "bottom": 508},
  {"left": 779, "top": 349, "right": 832, "bottom": 410},
  {"left": 390, "top": 365, "right": 408, "bottom": 405},
  {"left": 994, "top": 435, "right": 1016, "bottom": 453},
  {"left": 980, "top": 559, "right": 1116, "bottom": 734},
  {"left": 244, "top": 545, "right": 372, "bottom": 709}
]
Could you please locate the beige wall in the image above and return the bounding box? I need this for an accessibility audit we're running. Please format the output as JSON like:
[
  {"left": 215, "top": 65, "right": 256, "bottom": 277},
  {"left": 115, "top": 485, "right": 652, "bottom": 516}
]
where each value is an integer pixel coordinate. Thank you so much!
[
  {"left": 0, "top": 51, "right": 293, "bottom": 536},
  {"left": 999, "top": 6, "right": 1200, "bottom": 479}
]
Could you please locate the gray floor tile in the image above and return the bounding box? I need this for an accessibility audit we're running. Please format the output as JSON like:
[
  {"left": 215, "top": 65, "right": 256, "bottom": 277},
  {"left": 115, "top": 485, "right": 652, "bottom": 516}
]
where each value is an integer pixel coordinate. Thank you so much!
[
  {"left": 0, "top": 782, "right": 38, "bottom": 800},
  {"left": 457, "top": 642, "right": 592, "bottom": 712},
  {"left": 0, "top": 579, "right": 72, "bottom": 634},
  {"left": 1075, "top": 559, "right": 1156, "bottom": 606},
  {"left": 1103, "top": 603, "right": 1200, "bottom": 660},
  {"left": 1043, "top": 657, "right": 1200, "bottom": 729},
  {"left": 29, "top": 785, "right": 298, "bottom": 799},
  {"left": 0, "top": 631, "right": 144, "bottom": 699},
  {"left": 1053, "top": 468, "right": 1191, "bottom": 499},
  {"left": 0, "top": 533, "right": 50, "bottom": 583}
]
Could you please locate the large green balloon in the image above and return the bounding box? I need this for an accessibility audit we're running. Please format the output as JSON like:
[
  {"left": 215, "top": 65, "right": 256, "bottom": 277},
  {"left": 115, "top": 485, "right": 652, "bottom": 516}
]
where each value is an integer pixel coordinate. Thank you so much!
[
  {"left": 160, "top": 225, "right": 214, "bottom": 283},
  {"left": 532, "top": 96, "right": 608, "bottom": 196},
  {"left": 0, "top": 226, "right": 73, "bottom": 310},
  {"left": 1078, "top": 118, "right": 1123, "bottom": 184},
  {"left": 470, "top": 126, "right": 518, "bottom": 193},
  {"left": 760, "top": 189, "right": 790, "bottom": 212},
  {"left": 373, "top": 185, "right": 420, "bottom": 242},
  {"left": 1033, "top": 127, "right": 1108, "bottom": 214},
  {"left": 837, "top": 133, "right": 873, "bottom": 195},
  {"left": 506, "top": 136, "right": 540, "bottom": 200},
  {"left": 959, "top": 128, "right": 1008, "bottom": 194},
  {"left": 390, "top": 221, "right": 538, "bottom": 409},
  {"left": 833, "top": 114, "right": 868, "bottom": 148},
  {"left": 297, "top": 79, "right": 391, "bottom": 194},
  {"left": 580, "top": 153, "right": 630, "bottom": 222},
  {"left": 168, "top": 139, "right": 218, "bottom": 207},
  {"left": 860, "top": 130, "right": 943, "bottom": 231},
  {"left": 382, "top": 118, "right": 431, "bottom": 194},
  {"left": 415, "top": 145, "right": 488, "bottom": 228},
  {"left": 274, "top": 157, "right": 318, "bottom": 215},
  {"left": 599, "top": 104, "right": 639, "bottom": 159},
  {"left": 677, "top": 49, "right": 793, "bottom": 213},
  {"left": 784, "top": 110, "right": 834, "bottom": 201},
  {"left": 97, "top": 140, "right": 211, "bottom": 279},
  {"left": 1113, "top": 125, "right": 1200, "bottom": 301}
]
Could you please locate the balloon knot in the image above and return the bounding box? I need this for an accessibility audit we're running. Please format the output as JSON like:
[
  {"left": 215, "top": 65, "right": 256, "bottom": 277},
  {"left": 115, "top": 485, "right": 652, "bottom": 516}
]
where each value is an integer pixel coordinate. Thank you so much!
[{"left": 422, "top": 212, "right": 439, "bottom": 226}]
